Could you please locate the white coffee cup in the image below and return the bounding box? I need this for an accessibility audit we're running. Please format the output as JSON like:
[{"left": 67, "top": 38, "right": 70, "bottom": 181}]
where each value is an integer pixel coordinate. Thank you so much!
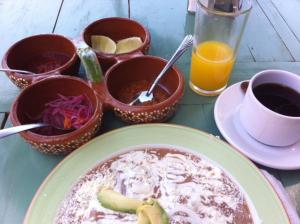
[{"left": 239, "top": 70, "right": 300, "bottom": 147}]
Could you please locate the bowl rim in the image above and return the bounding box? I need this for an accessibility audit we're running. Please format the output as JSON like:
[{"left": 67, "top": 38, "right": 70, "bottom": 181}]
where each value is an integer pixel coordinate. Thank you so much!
[
  {"left": 10, "top": 76, "right": 103, "bottom": 142},
  {"left": 1, "top": 33, "right": 78, "bottom": 77},
  {"left": 104, "top": 55, "right": 185, "bottom": 111},
  {"left": 82, "top": 17, "right": 151, "bottom": 57}
]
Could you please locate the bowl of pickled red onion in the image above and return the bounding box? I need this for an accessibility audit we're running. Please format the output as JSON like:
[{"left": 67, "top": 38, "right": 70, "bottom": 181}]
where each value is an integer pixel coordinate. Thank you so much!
[{"left": 10, "top": 75, "right": 103, "bottom": 155}]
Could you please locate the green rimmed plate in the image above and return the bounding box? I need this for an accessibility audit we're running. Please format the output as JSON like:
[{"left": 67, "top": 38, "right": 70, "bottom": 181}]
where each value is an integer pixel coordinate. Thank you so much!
[{"left": 24, "top": 124, "right": 290, "bottom": 223}]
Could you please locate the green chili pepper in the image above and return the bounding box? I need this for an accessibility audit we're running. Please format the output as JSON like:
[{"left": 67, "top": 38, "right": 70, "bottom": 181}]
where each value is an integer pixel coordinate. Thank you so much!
[{"left": 77, "top": 45, "right": 103, "bottom": 83}]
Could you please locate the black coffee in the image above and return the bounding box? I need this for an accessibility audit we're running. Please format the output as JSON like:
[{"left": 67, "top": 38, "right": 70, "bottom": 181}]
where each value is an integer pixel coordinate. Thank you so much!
[{"left": 253, "top": 83, "right": 300, "bottom": 117}]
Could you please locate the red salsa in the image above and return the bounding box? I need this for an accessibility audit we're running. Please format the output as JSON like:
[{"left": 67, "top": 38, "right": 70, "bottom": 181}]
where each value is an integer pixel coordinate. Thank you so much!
[
  {"left": 25, "top": 52, "right": 71, "bottom": 73},
  {"left": 116, "top": 80, "right": 170, "bottom": 106}
]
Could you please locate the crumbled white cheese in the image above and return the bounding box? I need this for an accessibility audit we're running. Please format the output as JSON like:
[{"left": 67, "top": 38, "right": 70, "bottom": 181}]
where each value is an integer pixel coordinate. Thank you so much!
[{"left": 55, "top": 147, "right": 257, "bottom": 224}]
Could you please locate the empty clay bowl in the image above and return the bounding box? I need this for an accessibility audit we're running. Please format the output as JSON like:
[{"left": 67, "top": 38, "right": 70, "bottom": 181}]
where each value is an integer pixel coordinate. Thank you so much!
[
  {"left": 1, "top": 34, "right": 80, "bottom": 89},
  {"left": 82, "top": 17, "right": 151, "bottom": 72},
  {"left": 10, "top": 76, "right": 103, "bottom": 155},
  {"left": 102, "top": 56, "right": 185, "bottom": 123}
]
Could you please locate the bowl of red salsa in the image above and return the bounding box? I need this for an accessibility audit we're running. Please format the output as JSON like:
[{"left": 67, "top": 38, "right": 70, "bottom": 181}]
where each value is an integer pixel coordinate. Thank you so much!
[{"left": 102, "top": 55, "right": 185, "bottom": 123}]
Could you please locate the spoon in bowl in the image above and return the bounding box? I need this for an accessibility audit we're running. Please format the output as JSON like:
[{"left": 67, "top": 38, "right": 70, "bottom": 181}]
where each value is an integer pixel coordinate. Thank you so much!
[
  {"left": 0, "top": 68, "right": 34, "bottom": 74},
  {"left": 129, "top": 35, "right": 193, "bottom": 106},
  {"left": 0, "top": 123, "right": 74, "bottom": 139}
]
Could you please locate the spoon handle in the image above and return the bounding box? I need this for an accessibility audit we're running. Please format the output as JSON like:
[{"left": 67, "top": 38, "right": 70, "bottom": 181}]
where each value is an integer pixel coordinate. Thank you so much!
[
  {"left": 0, "top": 68, "right": 34, "bottom": 74},
  {"left": 0, "top": 123, "right": 48, "bottom": 139},
  {"left": 147, "top": 35, "right": 193, "bottom": 95}
]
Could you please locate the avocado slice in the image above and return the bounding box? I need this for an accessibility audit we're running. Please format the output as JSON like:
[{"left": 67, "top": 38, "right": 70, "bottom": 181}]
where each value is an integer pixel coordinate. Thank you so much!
[
  {"left": 137, "top": 199, "right": 169, "bottom": 224},
  {"left": 137, "top": 210, "right": 150, "bottom": 224},
  {"left": 97, "top": 188, "right": 143, "bottom": 213}
]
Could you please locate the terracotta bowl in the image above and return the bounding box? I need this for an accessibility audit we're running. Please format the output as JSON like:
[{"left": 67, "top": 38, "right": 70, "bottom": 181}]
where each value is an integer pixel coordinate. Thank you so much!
[
  {"left": 8, "top": 19, "right": 184, "bottom": 154},
  {"left": 10, "top": 76, "right": 103, "bottom": 155},
  {"left": 1, "top": 34, "right": 80, "bottom": 89},
  {"left": 9, "top": 56, "right": 185, "bottom": 155},
  {"left": 99, "top": 56, "right": 185, "bottom": 123},
  {"left": 82, "top": 17, "right": 151, "bottom": 72}
]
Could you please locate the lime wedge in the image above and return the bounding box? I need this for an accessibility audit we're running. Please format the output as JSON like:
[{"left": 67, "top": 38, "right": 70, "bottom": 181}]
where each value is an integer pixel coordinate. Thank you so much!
[
  {"left": 116, "top": 37, "right": 143, "bottom": 54},
  {"left": 91, "top": 35, "right": 116, "bottom": 54}
]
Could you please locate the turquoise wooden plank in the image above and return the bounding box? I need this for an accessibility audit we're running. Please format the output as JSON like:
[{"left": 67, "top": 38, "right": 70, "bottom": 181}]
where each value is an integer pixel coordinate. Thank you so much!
[
  {"left": 232, "top": 62, "right": 300, "bottom": 74},
  {"left": 242, "top": 0, "right": 293, "bottom": 62},
  {"left": 180, "top": 62, "right": 300, "bottom": 105},
  {"left": 170, "top": 104, "right": 221, "bottom": 136},
  {"left": 278, "top": 170, "right": 300, "bottom": 215},
  {"left": 130, "top": 0, "right": 254, "bottom": 62},
  {"left": 272, "top": 0, "right": 300, "bottom": 47},
  {"left": 54, "top": 0, "right": 128, "bottom": 37},
  {"left": 130, "top": 0, "right": 294, "bottom": 62},
  {"left": 257, "top": 0, "right": 300, "bottom": 61},
  {"left": 100, "top": 111, "right": 126, "bottom": 133},
  {"left": 0, "top": 112, "right": 6, "bottom": 129},
  {"left": 130, "top": 0, "right": 194, "bottom": 62},
  {"left": 101, "top": 104, "right": 221, "bottom": 137},
  {"left": 237, "top": 43, "right": 256, "bottom": 62},
  {"left": 0, "top": 74, "right": 20, "bottom": 113},
  {"left": 0, "top": 0, "right": 63, "bottom": 113},
  {"left": 0, "top": 0, "right": 63, "bottom": 59},
  {"left": 0, "top": 119, "right": 63, "bottom": 223}
]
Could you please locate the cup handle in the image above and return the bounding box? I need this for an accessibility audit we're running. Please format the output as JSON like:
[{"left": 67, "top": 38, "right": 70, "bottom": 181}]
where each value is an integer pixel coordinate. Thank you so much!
[{"left": 240, "top": 81, "right": 249, "bottom": 94}]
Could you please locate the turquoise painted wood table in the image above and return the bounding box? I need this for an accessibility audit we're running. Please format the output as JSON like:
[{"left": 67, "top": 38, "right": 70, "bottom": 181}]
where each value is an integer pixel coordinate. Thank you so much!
[{"left": 0, "top": 0, "right": 299, "bottom": 223}]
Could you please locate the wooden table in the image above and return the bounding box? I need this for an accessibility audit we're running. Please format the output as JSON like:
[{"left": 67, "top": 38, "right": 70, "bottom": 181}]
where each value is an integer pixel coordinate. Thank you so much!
[{"left": 0, "top": 0, "right": 299, "bottom": 223}]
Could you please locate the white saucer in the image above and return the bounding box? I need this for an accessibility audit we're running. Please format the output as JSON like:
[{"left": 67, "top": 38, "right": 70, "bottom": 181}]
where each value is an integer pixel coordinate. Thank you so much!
[{"left": 214, "top": 81, "right": 300, "bottom": 170}]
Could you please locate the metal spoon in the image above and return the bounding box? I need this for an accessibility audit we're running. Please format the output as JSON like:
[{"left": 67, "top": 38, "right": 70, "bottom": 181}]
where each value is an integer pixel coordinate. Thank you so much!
[
  {"left": 129, "top": 35, "right": 193, "bottom": 106},
  {"left": 0, "top": 68, "right": 34, "bottom": 74},
  {"left": 0, "top": 123, "right": 74, "bottom": 139}
]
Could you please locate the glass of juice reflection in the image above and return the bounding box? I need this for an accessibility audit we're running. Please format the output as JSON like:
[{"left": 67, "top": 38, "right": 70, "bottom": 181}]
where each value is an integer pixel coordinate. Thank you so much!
[{"left": 190, "top": 0, "right": 252, "bottom": 96}]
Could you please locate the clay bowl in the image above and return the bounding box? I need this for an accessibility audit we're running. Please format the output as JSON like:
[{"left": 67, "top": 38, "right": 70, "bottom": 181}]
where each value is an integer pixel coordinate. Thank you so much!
[
  {"left": 82, "top": 17, "right": 151, "bottom": 72},
  {"left": 9, "top": 56, "right": 185, "bottom": 154},
  {"left": 10, "top": 76, "right": 103, "bottom": 155},
  {"left": 94, "top": 55, "right": 185, "bottom": 123},
  {"left": 1, "top": 34, "right": 80, "bottom": 89}
]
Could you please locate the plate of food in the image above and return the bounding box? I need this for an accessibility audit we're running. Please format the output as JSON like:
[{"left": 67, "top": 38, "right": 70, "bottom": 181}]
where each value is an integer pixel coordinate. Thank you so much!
[{"left": 24, "top": 124, "right": 290, "bottom": 224}]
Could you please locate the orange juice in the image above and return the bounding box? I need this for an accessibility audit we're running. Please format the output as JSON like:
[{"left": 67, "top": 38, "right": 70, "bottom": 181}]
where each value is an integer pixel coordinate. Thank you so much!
[{"left": 189, "top": 41, "right": 235, "bottom": 95}]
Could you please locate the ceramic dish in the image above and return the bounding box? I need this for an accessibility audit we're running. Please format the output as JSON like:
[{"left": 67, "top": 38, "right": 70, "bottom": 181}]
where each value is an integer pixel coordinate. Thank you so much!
[
  {"left": 214, "top": 81, "right": 300, "bottom": 170},
  {"left": 1, "top": 34, "right": 80, "bottom": 89},
  {"left": 24, "top": 124, "right": 289, "bottom": 223},
  {"left": 10, "top": 55, "right": 184, "bottom": 154},
  {"left": 101, "top": 55, "right": 184, "bottom": 123},
  {"left": 10, "top": 76, "right": 103, "bottom": 155},
  {"left": 2, "top": 17, "right": 149, "bottom": 90},
  {"left": 82, "top": 17, "right": 151, "bottom": 72},
  {"left": 8, "top": 18, "right": 185, "bottom": 154}
]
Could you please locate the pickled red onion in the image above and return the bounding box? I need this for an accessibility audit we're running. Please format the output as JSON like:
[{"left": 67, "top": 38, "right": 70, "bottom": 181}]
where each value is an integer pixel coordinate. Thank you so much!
[{"left": 41, "top": 94, "right": 93, "bottom": 130}]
